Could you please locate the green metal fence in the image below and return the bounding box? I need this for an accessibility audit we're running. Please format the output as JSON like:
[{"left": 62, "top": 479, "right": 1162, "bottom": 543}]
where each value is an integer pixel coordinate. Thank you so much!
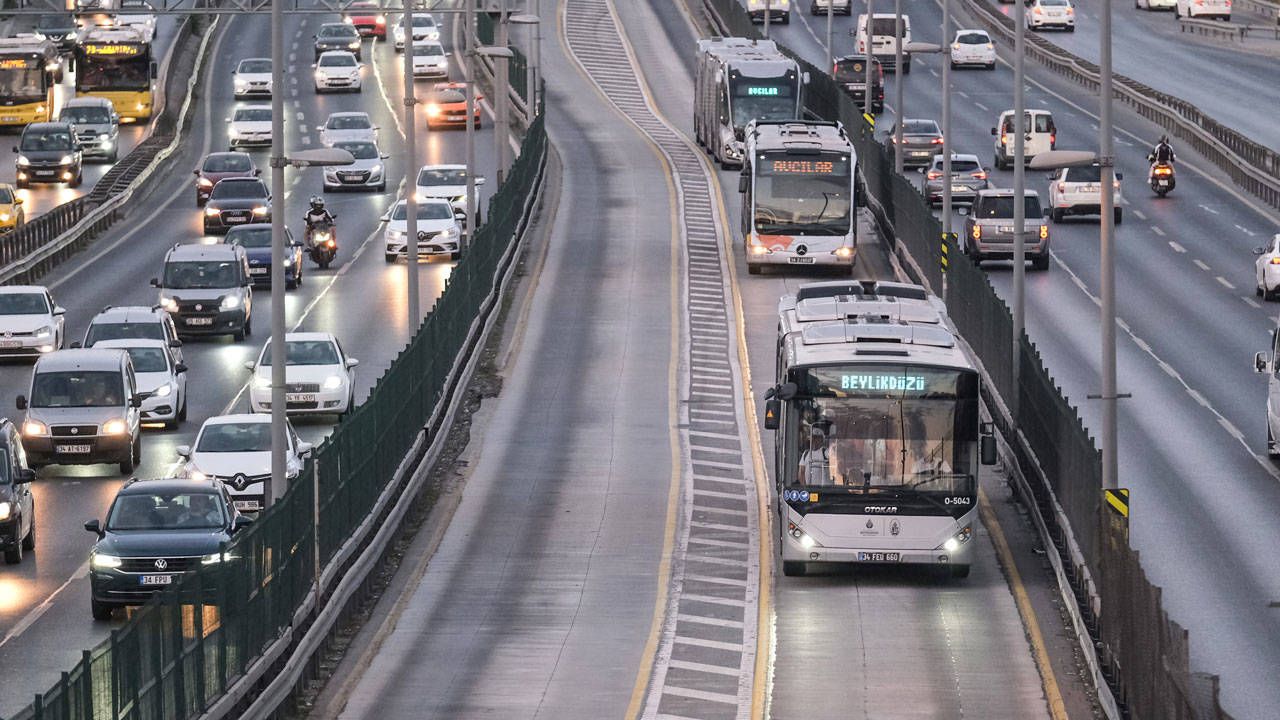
[
  {"left": 475, "top": 10, "right": 530, "bottom": 105},
  {"left": 9, "top": 113, "right": 548, "bottom": 720}
]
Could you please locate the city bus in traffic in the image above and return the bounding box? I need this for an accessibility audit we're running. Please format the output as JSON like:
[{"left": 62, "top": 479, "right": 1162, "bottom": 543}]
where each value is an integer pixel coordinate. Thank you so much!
[
  {"left": 693, "top": 37, "right": 804, "bottom": 168},
  {"left": 0, "top": 37, "right": 63, "bottom": 127},
  {"left": 74, "top": 27, "right": 155, "bottom": 122},
  {"left": 739, "top": 120, "right": 856, "bottom": 274},
  {"left": 763, "top": 280, "right": 997, "bottom": 578}
]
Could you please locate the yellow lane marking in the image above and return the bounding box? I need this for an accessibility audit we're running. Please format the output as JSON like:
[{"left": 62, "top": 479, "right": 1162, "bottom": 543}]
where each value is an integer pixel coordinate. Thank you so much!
[{"left": 978, "top": 488, "right": 1069, "bottom": 720}]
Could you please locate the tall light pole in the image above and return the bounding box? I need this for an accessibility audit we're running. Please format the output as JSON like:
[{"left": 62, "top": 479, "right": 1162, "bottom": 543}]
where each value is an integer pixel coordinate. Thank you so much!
[
  {"left": 825, "top": 1, "right": 833, "bottom": 70},
  {"left": 1099, "top": 0, "right": 1118, "bottom": 490},
  {"left": 863, "top": 0, "right": 874, "bottom": 120},
  {"left": 941, "top": 0, "right": 953, "bottom": 299},
  {"left": 403, "top": 5, "right": 420, "bottom": 328},
  {"left": 1013, "top": 0, "right": 1027, "bottom": 417},
  {"left": 268, "top": 0, "right": 287, "bottom": 503},
  {"left": 495, "top": 0, "right": 510, "bottom": 185},
  {"left": 763, "top": 0, "right": 771, "bottom": 38},
  {"left": 471, "top": 45, "right": 513, "bottom": 237},
  {"left": 892, "top": 0, "right": 906, "bottom": 174}
]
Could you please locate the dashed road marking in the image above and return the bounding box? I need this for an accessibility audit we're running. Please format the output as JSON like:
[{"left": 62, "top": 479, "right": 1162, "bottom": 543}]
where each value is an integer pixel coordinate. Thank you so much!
[
  {"left": 1169, "top": 240, "right": 1186, "bottom": 253},
  {"left": 1193, "top": 259, "right": 1211, "bottom": 272},
  {"left": 1244, "top": 297, "right": 1262, "bottom": 309},
  {"left": 1216, "top": 276, "right": 1235, "bottom": 290},
  {"left": 1132, "top": 208, "right": 1147, "bottom": 220},
  {"left": 1151, "top": 226, "right": 1165, "bottom": 236}
]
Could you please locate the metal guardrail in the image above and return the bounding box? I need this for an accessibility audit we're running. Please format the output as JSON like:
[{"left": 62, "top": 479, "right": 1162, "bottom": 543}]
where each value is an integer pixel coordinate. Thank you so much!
[
  {"left": 1178, "top": 16, "right": 1249, "bottom": 39},
  {"left": 1235, "top": 0, "right": 1280, "bottom": 21}
]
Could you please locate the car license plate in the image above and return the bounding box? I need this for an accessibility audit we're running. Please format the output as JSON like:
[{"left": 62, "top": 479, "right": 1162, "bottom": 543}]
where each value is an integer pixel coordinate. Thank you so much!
[
  {"left": 1158, "top": 179, "right": 1170, "bottom": 187},
  {"left": 998, "top": 226, "right": 1014, "bottom": 233},
  {"left": 951, "top": 185, "right": 968, "bottom": 193},
  {"left": 0, "top": 340, "right": 21, "bottom": 348},
  {"left": 857, "top": 552, "right": 900, "bottom": 562},
  {"left": 234, "top": 500, "right": 261, "bottom": 511},
  {"left": 911, "top": 151, "right": 930, "bottom": 157},
  {"left": 56, "top": 444, "right": 92, "bottom": 454},
  {"left": 187, "top": 317, "right": 214, "bottom": 326},
  {"left": 250, "top": 267, "right": 267, "bottom": 275},
  {"left": 225, "top": 216, "right": 247, "bottom": 224},
  {"left": 287, "top": 393, "right": 316, "bottom": 402},
  {"left": 140, "top": 574, "right": 173, "bottom": 585},
  {"left": 788, "top": 257, "right": 817, "bottom": 264},
  {"left": 35, "top": 170, "right": 54, "bottom": 176}
]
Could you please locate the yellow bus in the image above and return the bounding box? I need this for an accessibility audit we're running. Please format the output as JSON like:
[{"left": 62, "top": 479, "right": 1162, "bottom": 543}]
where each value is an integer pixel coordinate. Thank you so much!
[
  {"left": 0, "top": 37, "right": 62, "bottom": 127},
  {"left": 74, "top": 26, "right": 155, "bottom": 122}
]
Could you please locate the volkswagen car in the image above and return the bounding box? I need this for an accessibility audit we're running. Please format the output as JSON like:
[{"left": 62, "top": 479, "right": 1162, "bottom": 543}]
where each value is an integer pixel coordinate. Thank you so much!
[
  {"left": 226, "top": 105, "right": 273, "bottom": 150},
  {"left": 313, "top": 22, "right": 362, "bottom": 60},
  {"left": 318, "top": 111, "right": 377, "bottom": 146},
  {"left": 313, "top": 51, "right": 363, "bottom": 93},
  {"left": 0, "top": 285, "right": 64, "bottom": 357},
  {"left": 425, "top": 82, "right": 482, "bottom": 130},
  {"left": 232, "top": 57, "right": 273, "bottom": 99}
]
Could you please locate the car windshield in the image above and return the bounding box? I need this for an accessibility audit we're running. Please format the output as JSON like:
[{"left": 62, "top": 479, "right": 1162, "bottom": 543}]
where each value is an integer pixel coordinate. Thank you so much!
[
  {"left": 1065, "top": 166, "right": 1103, "bottom": 182},
  {"left": 336, "top": 141, "right": 378, "bottom": 160},
  {"left": 260, "top": 340, "right": 340, "bottom": 366},
  {"left": 210, "top": 180, "right": 267, "bottom": 199},
  {"left": 37, "top": 14, "right": 74, "bottom": 30},
  {"left": 86, "top": 321, "right": 164, "bottom": 345},
  {"left": 1042, "top": 0, "right": 1070, "bottom": 6},
  {"left": 226, "top": 227, "right": 274, "bottom": 248},
  {"left": 21, "top": 130, "right": 73, "bottom": 151},
  {"left": 238, "top": 59, "right": 270, "bottom": 73},
  {"left": 202, "top": 154, "right": 251, "bottom": 173},
  {"left": 197, "top": 422, "right": 271, "bottom": 452},
  {"left": 417, "top": 167, "right": 466, "bottom": 186},
  {"left": 319, "top": 54, "right": 356, "bottom": 67},
  {"left": 107, "top": 491, "right": 227, "bottom": 531},
  {"left": 391, "top": 202, "right": 454, "bottom": 221},
  {"left": 123, "top": 347, "right": 168, "bottom": 373},
  {"left": 933, "top": 159, "right": 981, "bottom": 174},
  {"left": 957, "top": 32, "right": 988, "bottom": 44},
  {"left": 164, "top": 261, "right": 240, "bottom": 289},
  {"left": 233, "top": 108, "right": 272, "bottom": 123},
  {"left": 319, "top": 24, "right": 357, "bottom": 38},
  {"left": 407, "top": 15, "right": 435, "bottom": 27},
  {"left": 434, "top": 89, "right": 465, "bottom": 103},
  {"left": 31, "top": 371, "right": 123, "bottom": 408},
  {"left": 0, "top": 188, "right": 14, "bottom": 204},
  {"left": 976, "top": 195, "right": 1043, "bottom": 218},
  {"left": 327, "top": 114, "right": 370, "bottom": 129},
  {"left": 0, "top": 293, "right": 48, "bottom": 315},
  {"left": 413, "top": 44, "right": 444, "bottom": 56},
  {"left": 61, "top": 107, "right": 111, "bottom": 124},
  {"left": 902, "top": 120, "right": 939, "bottom": 135}
]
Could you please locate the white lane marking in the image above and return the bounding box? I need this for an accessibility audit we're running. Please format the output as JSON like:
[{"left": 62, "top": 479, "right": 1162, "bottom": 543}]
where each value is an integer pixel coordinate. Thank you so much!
[
  {"left": 1132, "top": 208, "right": 1147, "bottom": 221},
  {"left": 1199, "top": 204, "right": 1219, "bottom": 214},
  {"left": 371, "top": 40, "right": 407, "bottom": 141},
  {"left": 301, "top": 136, "right": 311, "bottom": 145},
  {"left": 1244, "top": 297, "right": 1262, "bottom": 309},
  {"left": 1169, "top": 240, "right": 1186, "bottom": 253},
  {"left": 1235, "top": 224, "right": 1257, "bottom": 237},
  {"left": 1216, "top": 276, "right": 1236, "bottom": 290},
  {"left": 1193, "top": 259, "right": 1211, "bottom": 271},
  {"left": 296, "top": 112, "right": 304, "bottom": 121},
  {"left": 928, "top": 67, "right": 939, "bottom": 77},
  {"left": 974, "top": 101, "right": 989, "bottom": 111},
  {"left": 289, "top": 52, "right": 296, "bottom": 63},
  {"left": 957, "top": 90, "right": 970, "bottom": 99},
  {"left": 1151, "top": 226, "right": 1165, "bottom": 236},
  {"left": 0, "top": 561, "right": 90, "bottom": 650}
]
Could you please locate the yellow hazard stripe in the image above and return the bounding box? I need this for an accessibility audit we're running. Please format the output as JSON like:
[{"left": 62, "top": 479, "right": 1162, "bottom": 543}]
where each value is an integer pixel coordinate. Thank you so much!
[{"left": 1105, "top": 489, "right": 1129, "bottom": 518}]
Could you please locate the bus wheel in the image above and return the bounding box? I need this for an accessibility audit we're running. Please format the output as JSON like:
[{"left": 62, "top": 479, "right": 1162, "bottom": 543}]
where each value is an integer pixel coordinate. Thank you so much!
[{"left": 782, "top": 561, "right": 806, "bottom": 577}]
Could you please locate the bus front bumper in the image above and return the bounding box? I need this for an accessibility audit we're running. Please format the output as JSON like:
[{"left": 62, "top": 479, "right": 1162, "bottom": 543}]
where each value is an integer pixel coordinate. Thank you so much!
[
  {"left": 781, "top": 533, "right": 975, "bottom": 567},
  {"left": 747, "top": 244, "right": 856, "bottom": 268},
  {"left": 0, "top": 103, "right": 51, "bottom": 126}
]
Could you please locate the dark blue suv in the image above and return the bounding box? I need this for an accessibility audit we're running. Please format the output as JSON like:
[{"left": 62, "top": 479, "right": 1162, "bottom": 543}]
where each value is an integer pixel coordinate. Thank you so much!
[
  {"left": 84, "top": 477, "right": 250, "bottom": 620},
  {"left": 225, "top": 223, "right": 304, "bottom": 289}
]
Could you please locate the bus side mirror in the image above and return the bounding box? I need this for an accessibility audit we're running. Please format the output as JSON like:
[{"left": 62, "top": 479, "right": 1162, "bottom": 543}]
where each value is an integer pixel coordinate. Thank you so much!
[
  {"left": 763, "top": 398, "right": 780, "bottom": 430},
  {"left": 738, "top": 173, "right": 749, "bottom": 194},
  {"left": 980, "top": 422, "right": 997, "bottom": 466},
  {"left": 1254, "top": 351, "right": 1270, "bottom": 374},
  {"left": 150, "top": 61, "right": 158, "bottom": 79}
]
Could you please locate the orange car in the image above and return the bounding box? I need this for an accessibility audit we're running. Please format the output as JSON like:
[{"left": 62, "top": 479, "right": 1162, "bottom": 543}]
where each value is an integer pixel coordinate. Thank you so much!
[{"left": 425, "top": 82, "right": 483, "bottom": 130}]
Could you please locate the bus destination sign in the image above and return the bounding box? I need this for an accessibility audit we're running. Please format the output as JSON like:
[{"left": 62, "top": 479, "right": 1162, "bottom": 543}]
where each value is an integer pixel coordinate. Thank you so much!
[
  {"left": 840, "top": 374, "right": 927, "bottom": 392},
  {"left": 746, "top": 86, "right": 780, "bottom": 96},
  {"left": 766, "top": 158, "right": 847, "bottom": 175},
  {"left": 84, "top": 44, "right": 143, "bottom": 57},
  {"left": 800, "top": 366, "right": 969, "bottom": 398},
  {"left": 0, "top": 58, "right": 35, "bottom": 69}
]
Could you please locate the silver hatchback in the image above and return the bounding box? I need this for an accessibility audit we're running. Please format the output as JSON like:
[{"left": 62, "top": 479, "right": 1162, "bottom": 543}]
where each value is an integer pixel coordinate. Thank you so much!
[
  {"left": 921, "top": 153, "right": 989, "bottom": 207},
  {"left": 962, "top": 189, "right": 1051, "bottom": 270}
]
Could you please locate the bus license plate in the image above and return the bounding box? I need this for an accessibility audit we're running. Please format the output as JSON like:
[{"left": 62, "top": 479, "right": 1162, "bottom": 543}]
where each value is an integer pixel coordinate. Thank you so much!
[
  {"left": 187, "top": 317, "right": 213, "bottom": 326},
  {"left": 56, "top": 444, "right": 92, "bottom": 454},
  {"left": 1, "top": 116, "right": 16, "bottom": 122},
  {"left": 788, "top": 257, "right": 816, "bottom": 264},
  {"left": 140, "top": 575, "right": 173, "bottom": 586},
  {"left": 857, "top": 552, "right": 900, "bottom": 563},
  {"left": 287, "top": 393, "right": 315, "bottom": 402}
]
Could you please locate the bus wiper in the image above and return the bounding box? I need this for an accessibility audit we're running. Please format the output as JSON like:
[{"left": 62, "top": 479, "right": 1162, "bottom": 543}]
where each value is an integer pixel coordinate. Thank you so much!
[
  {"left": 764, "top": 222, "right": 847, "bottom": 236},
  {"left": 904, "top": 470, "right": 973, "bottom": 491}
]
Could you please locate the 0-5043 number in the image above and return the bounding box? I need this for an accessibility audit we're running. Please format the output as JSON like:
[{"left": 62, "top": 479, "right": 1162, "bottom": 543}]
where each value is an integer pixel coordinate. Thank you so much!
[{"left": 944, "top": 497, "right": 972, "bottom": 505}]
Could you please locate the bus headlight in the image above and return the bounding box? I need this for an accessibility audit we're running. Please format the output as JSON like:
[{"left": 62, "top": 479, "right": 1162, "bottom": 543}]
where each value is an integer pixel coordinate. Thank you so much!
[
  {"left": 941, "top": 525, "right": 972, "bottom": 553},
  {"left": 833, "top": 246, "right": 853, "bottom": 258},
  {"left": 788, "top": 522, "right": 820, "bottom": 548}
]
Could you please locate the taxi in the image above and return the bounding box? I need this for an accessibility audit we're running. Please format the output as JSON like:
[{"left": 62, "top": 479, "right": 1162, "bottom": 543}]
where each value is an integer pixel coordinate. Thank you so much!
[
  {"left": 425, "top": 82, "right": 483, "bottom": 130},
  {"left": 0, "top": 183, "right": 25, "bottom": 233}
]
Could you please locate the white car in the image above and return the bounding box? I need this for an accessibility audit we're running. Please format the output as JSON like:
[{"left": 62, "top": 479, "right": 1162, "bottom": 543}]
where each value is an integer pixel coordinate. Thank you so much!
[
  {"left": 0, "top": 285, "right": 64, "bottom": 358},
  {"left": 94, "top": 339, "right": 187, "bottom": 428},
  {"left": 415, "top": 164, "right": 484, "bottom": 227},
  {"left": 1046, "top": 165, "right": 1123, "bottom": 224},
  {"left": 411, "top": 41, "right": 449, "bottom": 78},
  {"left": 950, "top": 29, "right": 995, "bottom": 69},
  {"left": 318, "top": 111, "right": 377, "bottom": 146},
  {"left": 1027, "top": 0, "right": 1075, "bottom": 30},
  {"left": 226, "top": 105, "right": 273, "bottom": 150},
  {"left": 1254, "top": 234, "right": 1280, "bottom": 301},
  {"left": 810, "top": 0, "right": 852, "bottom": 15},
  {"left": 1136, "top": 0, "right": 1176, "bottom": 9},
  {"left": 1176, "top": 0, "right": 1230, "bottom": 18},
  {"left": 177, "top": 414, "right": 312, "bottom": 513},
  {"left": 393, "top": 13, "right": 439, "bottom": 50},
  {"left": 119, "top": 0, "right": 156, "bottom": 41},
  {"left": 246, "top": 332, "right": 358, "bottom": 417},
  {"left": 233, "top": 57, "right": 272, "bottom": 99},
  {"left": 314, "top": 51, "right": 363, "bottom": 93},
  {"left": 381, "top": 199, "right": 463, "bottom": 262},
  {"left": 324, "top": 140, "right": 388, "bottom": 192}
]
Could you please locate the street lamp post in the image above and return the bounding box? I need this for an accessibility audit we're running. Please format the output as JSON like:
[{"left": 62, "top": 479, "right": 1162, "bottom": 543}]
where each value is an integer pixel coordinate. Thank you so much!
[
  {"left": 469, "top": 45, "right": 513, "bottom": 247},
  {"left": 402, "top": 3, "right": 420, "bottom": 329},
  {"left": 495, "top": 0, "right": 509, "bottom": 186},
  {"left": 893, "top": 0, "right": 904, "bottom": 175},
  {"left": 825, "top": 0, "right": 833, "bottom": 71},
  {"left": 863, "top": 0, "right": 873, "bottom": 120},
  {"left": 1013, "top": 0, "right": 1027, "bottom": 418},
  {"left": 940, "top": 0, "right": 953, "bottom": 300},
  {"left": 509, "top": 13, "right": 540, "bottom": 117},
  {"left": 1099, "top": 0, "right": 1118, "bottom": 491}
]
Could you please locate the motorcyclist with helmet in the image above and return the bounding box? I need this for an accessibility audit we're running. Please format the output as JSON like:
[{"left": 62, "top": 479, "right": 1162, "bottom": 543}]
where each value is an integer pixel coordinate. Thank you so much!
[
  {"left": 1146, "top": 135, "right": 1177, "bottom": 196},
  {"left": 303, "top": 196, "right": 339, "bottom": 268}
]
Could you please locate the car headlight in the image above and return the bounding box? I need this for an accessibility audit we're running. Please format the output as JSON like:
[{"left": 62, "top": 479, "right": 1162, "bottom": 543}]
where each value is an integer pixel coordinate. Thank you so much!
[
  {"left": 159, "top": 297, "right": 178, "bottom": 312},
  {"left": 0, "top": 213, "right": 9, "bottom": 222},
  {"left": 0, "top": 501, "right": 10, "bottom": 521},
  {"left": 370, "top": 163, "right": 383, "bottom": 177},
  {"left": 438, "top": 227, "right": 458, "bottom": 239},
  {"left": 220, "top": 295, "right": 241, "bottom": 310},
  {"left": 254, "top": 376, "right": 271, "bottom": 389},
  {"left": 197, "top": 177, "right": 213, "bottom": 188},
  {"left": 59, "top": 155, "right": 73, "bottom": 165},
  {"left": 941, "top": 525, "right": 973, "bottom": 553},
  {"left": 349, "top": 71, "right": 360, "bottom": 80},
  {"left": 283, "top": 257, "right": 293, "bottom": 267},
  {"left": 16, "top": 155, "right": 29, "bottom": 166},
  {"left": 22, "top": 420, "right": 47, "bottom": 437},
  {"left": 202, "top": 552, "right": 235, "bottom": 564},
  {"left": 101, "top": 418, "right": 128, "bottom": 435},
  {"left": 228, "top": 127, "right": 240, "bottom": 138},
  {"left": 387, "top": 229, "right": 406, "bottom": 241},
  {"left": 234, "top": 78, "right": 247, "bottom": 89},
  {"left": 35, "top": 325, "right": 53, "bottom": 338},
  {"left": 188, "top": 469, "right": 208, "bottom": 481},
  {"left": 347, "top": 40, "right": 360, "bottom": 49},
  {"left": 252, "top": 205, "right": 269, "bottom": 216},
  {"left": 205, "top": 206, "right": 220, "bottom": 216},
  {"left": 91, "top": 553, "right": 122, "bottom": 569},
  {"left": 153, "top": 383, "right": 173, "bottom": 398},
  {"left": 322, "top": 375, "right": 344, "bottom": 390}
]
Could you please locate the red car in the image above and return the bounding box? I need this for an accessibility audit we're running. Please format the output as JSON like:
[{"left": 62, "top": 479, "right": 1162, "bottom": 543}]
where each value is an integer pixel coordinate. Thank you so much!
[
  {"left": 193, "top": 152, "right": 260, "bottom": 206},
  {"left": 344, "top": 1, "right": 387, "bottom": 38},
  {"left": 425, "top": 83, "right": 483, "bottom": 130}
]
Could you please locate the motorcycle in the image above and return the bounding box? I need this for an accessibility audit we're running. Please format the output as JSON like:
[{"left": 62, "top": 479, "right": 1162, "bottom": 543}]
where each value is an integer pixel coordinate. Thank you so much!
[
  {"left": 1146, "top": 154, "right": 1175, "bottom": 197},
  {"left": 305, "top": 217, "right": 338, "bottom": 269}
]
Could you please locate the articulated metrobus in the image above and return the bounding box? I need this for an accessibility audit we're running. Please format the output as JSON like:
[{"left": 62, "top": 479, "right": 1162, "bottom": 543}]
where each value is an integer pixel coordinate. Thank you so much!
[
  {"left": 0, "top": 38, "right": 62, "bottom": 127},
  {"left": 763, "top": 280, "right": 997, "bottom": 578},
  {"left": 740, "top": 120, "right": 856, "bottom": 274},
  {"left": 74, "top": 27, "right": 155, "bottom": 122},
  {"left": 693, "top": 37, "right": 803, "bottom": 169}
]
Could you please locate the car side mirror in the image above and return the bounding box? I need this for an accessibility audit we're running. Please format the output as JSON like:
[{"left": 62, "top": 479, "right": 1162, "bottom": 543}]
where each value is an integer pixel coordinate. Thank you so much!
[
  {"left": 232, "top": 515, "right": 254, "bottom": 532},
  {"left": 297, "top": 441, "right": 313, "bottom": 457},
  {"left": 13, "top": 197, "right": 22, "bottom": 205},
  {"left": 174, "top": 362, "right": 188, "bottom": 373},
  {"left": 379, "top": 213, "right": 390, "bottom": 223},
  {"left": 15, "top": 395, "right": 26, "bottom": 410},
  {"left": 1254, "top": 247, "right": 1266, "bottom": 256},
  {"left": 244, "top": 361, "right": 256, "bottom": 371},
  {"left": 70, "top": 341, "right": 82, "bottom": 349},
  {"left": 168, "top": 338, "right": 183, "bottom": 348},
  {"left": 1255, "top": 351, "right": 1270, "bottom": 374},
  {"left": 345, "top": 358, "right": 359, "bottom": 368},
  {"left": 15, "top": 468, "right": 36, "bottom": 483},
  {"left": 989, "top": 127, "right": 997, "bottom": 136},
  {"left": 53, "top": 306, "right": 65, "bottom": 315},
  {"left": 193, "top": 169, "right": 200, "bottom": 176},
  {"left": 175, "top": 444, "right": 190, "bottom": 458},
  {"left": 84, "top": 519, "right": 103, "bottom": 537},
  {"left": 130, "top": 394, "right": 144, "bottom": 408},
  {"left": 150, "top": 277, "right": 160, "bottom": 287}
]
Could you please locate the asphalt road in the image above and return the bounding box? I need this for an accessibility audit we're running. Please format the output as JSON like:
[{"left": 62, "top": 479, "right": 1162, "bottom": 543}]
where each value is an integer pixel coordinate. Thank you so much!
[
  {"left": 769, "top": 2, "right": 1280, "bottom": 717},
  {"left": 0, "top": 8, "right": 500, "bottom": 714}
]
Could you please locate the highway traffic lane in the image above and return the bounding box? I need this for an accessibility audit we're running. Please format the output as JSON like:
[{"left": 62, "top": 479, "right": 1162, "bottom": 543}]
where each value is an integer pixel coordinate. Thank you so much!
[
  {"left": 336, "top": 39, "right": 676, "bottom": 720},
  {"left": 0, "top": 13, "right": 501, "bottom": 714}
]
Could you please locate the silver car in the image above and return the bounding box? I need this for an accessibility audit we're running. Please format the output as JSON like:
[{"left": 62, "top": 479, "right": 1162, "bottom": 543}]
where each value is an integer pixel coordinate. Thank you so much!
[
  {"left": 323, "top": 140, "right": 388, "bottom": 192},
  {"left": 59, "top": 97, "right": 119, "bottom": 163},
  {"left": 962, "top": 189, "right": 1051, "bottom": 270},
  {"left": 921, "top": 153, "right": 989, "bottom": 207},
  {"left": 887, "top": 118, "right": 943, "bottom": 168}
]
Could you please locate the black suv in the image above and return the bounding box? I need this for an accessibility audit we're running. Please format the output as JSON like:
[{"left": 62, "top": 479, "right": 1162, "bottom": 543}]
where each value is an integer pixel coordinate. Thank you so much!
[
  {"left": 313, "top": 23, "right": 362, "bottom": 60},
  {"left": 85, "top": 477, "right": 250, "bottom": 620},
  {"left": 15, "top": 122, "right": 83, "bottom": 189},
  {"left": 35, "top": 14, "right": 78, "bottom": 50},
  {"left": 0, "top": 419, "right": 37, "bottom": 565},
  {"left": 834, "top": 55, "right": 884, "bottom": 114}
]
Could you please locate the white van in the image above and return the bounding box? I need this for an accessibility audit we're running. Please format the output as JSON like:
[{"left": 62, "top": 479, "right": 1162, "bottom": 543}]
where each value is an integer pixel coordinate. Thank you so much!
[
  {"left": 991, "top": 109, "right": 1056, "bottom": 169},
  {"left": 854, "top": 13, "right": 912, "bottom": 73}
]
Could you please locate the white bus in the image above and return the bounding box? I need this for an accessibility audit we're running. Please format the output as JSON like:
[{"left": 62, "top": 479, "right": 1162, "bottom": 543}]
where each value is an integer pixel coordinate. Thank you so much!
[
  {"left": 763, "top": 280, "right": 998, "bottom": 578},
  {"left": 693, "top": 37, "right": 804, "bottom": 169},
  {"left": 740, "top": 120, "right": 857, "bottom": 274}
]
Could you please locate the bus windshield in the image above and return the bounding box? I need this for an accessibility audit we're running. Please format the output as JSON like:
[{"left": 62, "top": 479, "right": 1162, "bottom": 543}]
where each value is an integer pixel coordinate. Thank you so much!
[
  {"left": 754, "top": 152, "right": 852, "bottom": 236},
  {"left": 729, "top": 75, "right": 798, "bottom": 128},
  {"left": 783, "top": 365, "right": 978, "bottom": 496},
  {"left": 77, "top": 52, "right": 149, "bottom": 91},
  {"left": 0, "top": 62, "right": 47, "bottom": 103}
]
